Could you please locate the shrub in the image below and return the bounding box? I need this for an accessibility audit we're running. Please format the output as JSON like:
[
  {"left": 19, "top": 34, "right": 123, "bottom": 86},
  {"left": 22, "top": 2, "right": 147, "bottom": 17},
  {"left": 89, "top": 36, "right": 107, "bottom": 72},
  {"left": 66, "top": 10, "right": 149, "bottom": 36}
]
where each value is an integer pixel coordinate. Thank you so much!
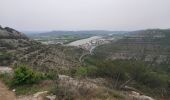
[
  {"left": 76, "top": 67, "right": 88, "bottom": 77},
  {"left": 45, "top": 70, "right": 58, "bottom": 80},
  {"left": 140, "top": 72, "right": 168, "bottom": 88},
  {"left": 75, "top": 66, "right": 97, "bottom": 77},
  {"left": 95, "top": 61, "right": 128, "bottom": 81},
  {"left": 12, "top": 65, "right": 44, "bottom": 86}
]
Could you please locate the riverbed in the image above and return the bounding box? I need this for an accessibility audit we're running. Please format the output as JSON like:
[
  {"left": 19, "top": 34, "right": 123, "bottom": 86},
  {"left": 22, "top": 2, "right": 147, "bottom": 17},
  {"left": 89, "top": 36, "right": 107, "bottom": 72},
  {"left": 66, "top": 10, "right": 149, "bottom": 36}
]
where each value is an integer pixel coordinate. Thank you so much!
[{"left": 68, "top": 36, "right": 102, "bottom": 46}]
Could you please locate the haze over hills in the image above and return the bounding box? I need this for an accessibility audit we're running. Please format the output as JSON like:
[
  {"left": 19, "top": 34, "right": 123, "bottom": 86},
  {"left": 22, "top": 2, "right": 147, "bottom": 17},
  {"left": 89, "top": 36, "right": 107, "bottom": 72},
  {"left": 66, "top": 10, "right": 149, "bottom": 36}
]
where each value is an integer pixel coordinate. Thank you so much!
[
  {"left": 25, "top": 30, "right": 126, "bottom": 46},
  {"left": 26, "top": 30, "right": 126, "bottom": 39}
]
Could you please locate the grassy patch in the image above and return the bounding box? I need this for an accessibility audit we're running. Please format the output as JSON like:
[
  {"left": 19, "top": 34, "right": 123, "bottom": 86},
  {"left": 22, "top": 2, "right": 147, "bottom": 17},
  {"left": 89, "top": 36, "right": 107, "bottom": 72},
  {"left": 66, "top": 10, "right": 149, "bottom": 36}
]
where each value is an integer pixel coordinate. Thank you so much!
[
  {"left": 15, "top": 85, "right": 43, "bottom": 95},
  {"left": 50, "top": 85, "right": 74, "bottom": 100},
  {"left": 14, "top": 82, "right": 55, "bottom": 95},
  {"left": 0, "top": 73, "right": 13, "bottom": 87}
]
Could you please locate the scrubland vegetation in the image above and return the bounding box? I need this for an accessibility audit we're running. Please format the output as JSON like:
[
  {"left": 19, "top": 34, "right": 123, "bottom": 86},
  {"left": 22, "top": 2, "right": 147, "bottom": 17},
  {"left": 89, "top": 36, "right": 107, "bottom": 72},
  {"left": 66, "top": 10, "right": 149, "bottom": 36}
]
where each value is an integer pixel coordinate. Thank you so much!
[
  {"left": 0, "top": 64, "right": 58, "bottom": 95},
  {"left": 1, "top": 27, "right": 170, "bottom": 99},
  {"left": 0, "top": 52, "right": 13, "bottom": 66},
  {"left": 82, "top": 56, "right": 170, "bottom": 99}
]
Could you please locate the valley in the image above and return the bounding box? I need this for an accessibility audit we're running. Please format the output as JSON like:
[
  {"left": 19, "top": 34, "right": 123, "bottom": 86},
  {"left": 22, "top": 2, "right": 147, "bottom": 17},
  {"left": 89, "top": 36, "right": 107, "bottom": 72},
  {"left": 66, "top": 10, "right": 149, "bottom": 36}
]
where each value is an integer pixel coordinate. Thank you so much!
[
  {"left": 0, "top": 26, "right": 170, "bottom": 100},
  {"left": 1, "top": 0, "right": 169, "bottom": 99}
]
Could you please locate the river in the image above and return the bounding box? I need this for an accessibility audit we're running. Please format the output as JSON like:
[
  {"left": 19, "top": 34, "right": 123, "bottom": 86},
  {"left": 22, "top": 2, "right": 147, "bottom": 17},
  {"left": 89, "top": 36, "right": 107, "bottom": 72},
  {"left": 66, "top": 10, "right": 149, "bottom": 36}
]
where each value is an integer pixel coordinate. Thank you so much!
[{"left": 67, "top": 36, "right": 102, "bottom": 46}]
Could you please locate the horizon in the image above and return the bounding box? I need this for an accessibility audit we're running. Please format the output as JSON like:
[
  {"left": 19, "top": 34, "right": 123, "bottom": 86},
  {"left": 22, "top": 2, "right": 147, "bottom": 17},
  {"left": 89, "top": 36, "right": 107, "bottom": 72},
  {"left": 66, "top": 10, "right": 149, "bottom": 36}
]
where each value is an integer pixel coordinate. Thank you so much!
[
  {"left": 22, "top": 28, "right": 170, "bottom": 32},
  {"left": 1, "top": 25, "right": 169, "bottom": 33}
]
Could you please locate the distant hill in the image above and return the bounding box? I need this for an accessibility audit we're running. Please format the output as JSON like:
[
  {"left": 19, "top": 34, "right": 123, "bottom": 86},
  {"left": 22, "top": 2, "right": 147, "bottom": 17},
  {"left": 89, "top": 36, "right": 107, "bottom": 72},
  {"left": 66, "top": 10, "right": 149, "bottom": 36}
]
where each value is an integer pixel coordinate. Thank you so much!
[
  {"left": 27, "top": 30, "right": 127, "bottom": 38},
  {"left": 92, "top": 29, "right": 170, "bottom": 64},
  {"left": 40, "top": 30, "right": 126, "bottom": 35}
]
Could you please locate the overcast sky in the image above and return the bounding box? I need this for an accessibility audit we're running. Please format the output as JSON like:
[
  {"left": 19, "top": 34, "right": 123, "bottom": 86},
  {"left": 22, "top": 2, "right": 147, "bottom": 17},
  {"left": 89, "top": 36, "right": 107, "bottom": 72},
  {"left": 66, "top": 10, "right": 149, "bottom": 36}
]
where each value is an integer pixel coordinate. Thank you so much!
[{"left": 0, "top": 0, "right": 170, "bottom": 31}]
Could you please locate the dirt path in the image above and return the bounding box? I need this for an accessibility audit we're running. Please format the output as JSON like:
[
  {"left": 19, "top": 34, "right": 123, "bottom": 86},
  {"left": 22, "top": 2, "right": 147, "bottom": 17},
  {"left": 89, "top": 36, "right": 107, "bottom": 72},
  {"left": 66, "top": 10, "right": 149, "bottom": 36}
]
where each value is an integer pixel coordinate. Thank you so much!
[
  {"left": 0, "top": 80, "right": 16, "bottom": 100},
  {"left": 0, "top": 81, "right": 45, "bottom": 100},
  {"left": 0, "top": 67, "right": 45, "bottom": 100}
]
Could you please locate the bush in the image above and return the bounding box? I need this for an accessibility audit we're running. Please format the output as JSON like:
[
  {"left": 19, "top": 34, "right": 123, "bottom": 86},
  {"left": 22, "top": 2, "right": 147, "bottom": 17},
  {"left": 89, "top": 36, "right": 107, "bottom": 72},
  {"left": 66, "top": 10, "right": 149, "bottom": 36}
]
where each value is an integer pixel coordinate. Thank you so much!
[
  {"left": 91, "top": 60, "right": 164, "bottom": 87},
  {"left": 95, "top": 60, "right": 128, "bottom": 81},
  {"left": 75, "top": 66, "right": 97, "bottom": 77},
  {"left": 12, "top": 65, "right": 44, "bottom": 86},
  {"left": 76, "top": 67, "right": 88, "bottom": 77},
  {"left": 0, "top": 64, "right": 59, "bottom": 95},
  {"left": 139, "top": 71, "right": 168, "bottom": 88},
  {"left": 45, "top": 70, "right": 58, "bottom": 80}
]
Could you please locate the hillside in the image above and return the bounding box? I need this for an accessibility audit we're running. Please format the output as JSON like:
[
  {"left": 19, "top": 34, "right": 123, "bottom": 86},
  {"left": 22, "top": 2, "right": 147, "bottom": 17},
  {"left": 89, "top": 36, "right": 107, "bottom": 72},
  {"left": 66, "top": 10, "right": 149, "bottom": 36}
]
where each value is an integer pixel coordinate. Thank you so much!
[
  {"left": 0, "top": 26, "right": 28, "bottom": 39},
  {"left": 93, "top": 29, "right": 170, "bottom": 64},
  {"left": 83, "top": 29, "right": 170, "bottom": 99},
  {"left": 1, "top": 27, "right": 169, "bottom": 99},
  {"left": 0, "top": 26, "right": 83, "bottom": 72},
  {"left": 0, "top": 26, "right": 137, "bottom": 100}
]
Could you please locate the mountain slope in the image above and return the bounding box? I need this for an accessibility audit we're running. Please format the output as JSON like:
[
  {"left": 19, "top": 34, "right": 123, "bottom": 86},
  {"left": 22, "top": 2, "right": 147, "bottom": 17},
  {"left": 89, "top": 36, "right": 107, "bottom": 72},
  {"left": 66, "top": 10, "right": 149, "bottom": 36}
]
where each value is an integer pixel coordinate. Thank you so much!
[
  {"left": 0, "top": 26, "right": 83, "bottom": 72},
  {"left": 93, "top": 29, "right": 170, "bottom": 64}
]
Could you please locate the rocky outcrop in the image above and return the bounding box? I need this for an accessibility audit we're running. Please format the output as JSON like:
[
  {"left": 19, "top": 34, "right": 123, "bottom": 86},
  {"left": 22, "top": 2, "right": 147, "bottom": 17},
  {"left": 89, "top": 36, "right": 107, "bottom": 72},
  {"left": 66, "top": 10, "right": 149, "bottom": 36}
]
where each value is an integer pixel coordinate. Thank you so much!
[
  {"left": 0, "top": 66, "right": 13, "bottom": 73},
  {"left": 129, "top": 91, "right": 154, "bottom": 100},
  {"left": 0, "top": 26, "right": 28, "bottom": 39},
  {"left": 0, "top": 26, "right": 31, "bottom": 50}
]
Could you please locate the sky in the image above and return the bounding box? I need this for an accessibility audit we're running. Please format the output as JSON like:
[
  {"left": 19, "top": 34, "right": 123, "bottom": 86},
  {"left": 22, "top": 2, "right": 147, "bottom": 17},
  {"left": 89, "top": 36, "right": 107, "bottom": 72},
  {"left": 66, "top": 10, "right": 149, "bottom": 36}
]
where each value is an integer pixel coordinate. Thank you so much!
[{"left": 0, "top": 0, "right": 170, "bottom": 31}]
